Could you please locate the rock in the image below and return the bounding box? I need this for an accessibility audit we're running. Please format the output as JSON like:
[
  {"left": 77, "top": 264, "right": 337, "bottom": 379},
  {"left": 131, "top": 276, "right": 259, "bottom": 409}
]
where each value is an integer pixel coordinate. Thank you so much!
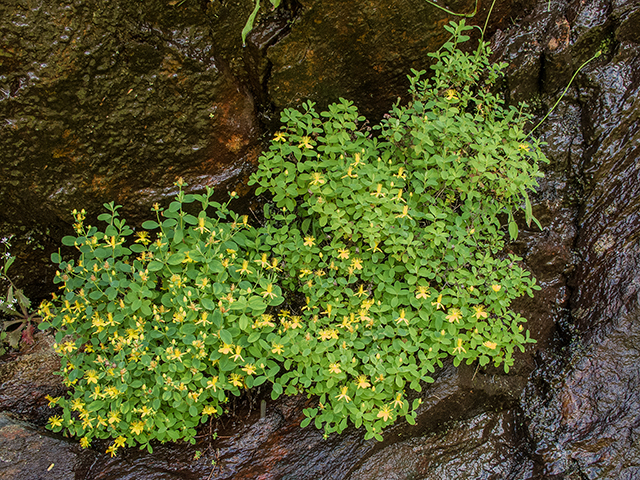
[
  {"left": 0, "top": 0, "right": 639, "bottom": 478},
  {"left": 0, "top": 333, "right": 65, "bottom": 423},
  {"left": 523, "top": 308, "right": 640, "bottom": 479},
  {"left": 0, "top": 412, "right": 90, "bottom": 480},
  {"left": 0, "top": 0, "right": 262, "bottom": 297},
  {"left": 349, "top": 411, "right": 534, "bottom": 480},
  {"left": 518, "top": 5, "right": 640, "bottom": 476}
]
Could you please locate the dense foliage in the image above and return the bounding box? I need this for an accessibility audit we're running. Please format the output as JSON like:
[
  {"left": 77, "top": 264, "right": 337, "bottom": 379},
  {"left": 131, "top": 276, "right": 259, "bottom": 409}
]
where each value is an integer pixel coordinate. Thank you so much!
[{"left": 41, "top": 20, "right": 546, "bottom": 454}]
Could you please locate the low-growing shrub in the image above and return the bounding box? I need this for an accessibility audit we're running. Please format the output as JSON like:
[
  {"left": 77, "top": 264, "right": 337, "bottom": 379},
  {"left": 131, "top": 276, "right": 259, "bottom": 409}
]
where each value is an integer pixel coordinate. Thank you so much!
[
  {"left": 40, "top": 186, "right": 285, "bottom": 454},
  {"left": 250, "top": 20, "right": 544, "bottom": 438},
  {"left": 41, "top": 20, "right": 546, "bottom": 452}
]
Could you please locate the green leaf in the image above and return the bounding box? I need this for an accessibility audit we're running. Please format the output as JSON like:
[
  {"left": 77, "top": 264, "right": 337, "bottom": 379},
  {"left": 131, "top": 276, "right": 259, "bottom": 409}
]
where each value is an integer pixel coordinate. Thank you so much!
[
  {"left": 61, "top": 236, "right": 77, "bottom": 246},
  {"left": 524, "top": 193, "right": 533, "bottom": 227},
  {"left": 272, "top": 382, "right": 283, "bottom": 398},
  {"left": 142, "top": 220, "right": 159, "bottom": 230},
  {"left": 219, "top": 329, "right": 233, "bottom": 345},
  {"left": 241, "top": 0, "right": 261, "bottom": 47},
  {"left": 508, "top": 221, "right": 518, "bottom": 241},
  {"left": 147, "top": 261, "right": 164, "bottom": 272}
]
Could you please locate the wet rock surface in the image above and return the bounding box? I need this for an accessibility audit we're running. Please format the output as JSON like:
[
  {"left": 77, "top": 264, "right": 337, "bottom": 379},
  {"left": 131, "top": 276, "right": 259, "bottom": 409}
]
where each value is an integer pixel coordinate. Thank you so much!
[
  {"left": 0, "top": 0, "right": 639, "bottom": 478},
  {"left": 0, "top": 333, "right": 64, "bottom": 423},
  {"left": 0, "top": 412, "right": 87, "bottom": 480}
]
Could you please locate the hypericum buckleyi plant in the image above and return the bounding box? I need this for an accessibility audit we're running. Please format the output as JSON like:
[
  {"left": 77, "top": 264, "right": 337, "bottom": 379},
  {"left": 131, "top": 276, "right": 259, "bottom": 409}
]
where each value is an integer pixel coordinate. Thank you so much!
[
  {"left": 41, "top": 20, "right": 546, "bottom": 452},
  {"left": 250, "top": 20, "right": 544, "bottom": 439}
]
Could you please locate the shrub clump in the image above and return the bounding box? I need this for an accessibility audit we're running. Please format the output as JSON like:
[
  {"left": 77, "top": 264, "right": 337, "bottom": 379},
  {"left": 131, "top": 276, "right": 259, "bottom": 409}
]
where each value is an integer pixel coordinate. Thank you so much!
[{"left": 40, "top": 20, "right": 546, "bottom": 453}]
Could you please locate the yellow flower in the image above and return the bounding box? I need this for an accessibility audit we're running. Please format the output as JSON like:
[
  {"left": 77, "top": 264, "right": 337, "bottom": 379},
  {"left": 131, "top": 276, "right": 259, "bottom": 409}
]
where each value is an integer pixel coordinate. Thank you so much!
[
  {"left": 229, "top": 373, "right": 244, "bottom": 388},
  {"left": 453, "top": 338, "right": 466, "bottom": 354},
  {"left": 415, "top": 285, "right": 430, "bottom": 299},
  {"left": 368, "top": 241, "right": 382, "bottom": 253},
  {"left": 431, "top": 294, "right": 444, "bottom": 310},
  {"left": 61, "top": 340, "right": 77, "bottom": 353},
  {"left": 329, "top": 363, "right": 341, "bottom": 374},
  {"left": 298, "top": 136, "right": 313, "bottom": 149},
  {"left": 271, "top": 343, "right": 284, "bottom": 355},
  {"left": 371, "top": 184, "right": 385, "bottom": 198},
  {"left": 395, "top": 309, "right": 409, "bottom": 326},
  {"left": 205, "top": 376, "right": 219, "bottom": 391},
  {"left": 168, "top": 347, "right": 185, "bottom": 362},
  {"left": 106, "top": 444, "right": 118, "bottom": 457},
  {"left": 71, "top": 397, "right": 85, "bottom": 412},
  {"left": 81, "top": 416, "right": 94, "bottom": 429},
  {"left": 90, "top": 386, "right": 102, "bottom": 401},
  {"left": 114, "top": 436, "right": 127, "bottom": 448},
  {"left": 318, "top": 328, "right": 339, "bottom": 341},
  {"left": 519, "top": 143, "right": 530, "bottom": 152},
  {"left": 230, "top": 345, "right": 244, "bottom": 362},
  {"left": 202, "top": 405, "right": 217, "bottom": 415},
  {"left": 195, "top": 312, "right": 211, "bottom": 327},
  {"left": 290, "top": 316, "right": 302, "bottom": 329},
  {"left": 491, "top": 284, "right": 501, "bottom": 292},
  {"left": 394, "top": 166, "right": 407, "bottom": 179},
  {"left": 355, "top": 285, "right": 367, "bottom": 298},
  {"left": 134, "top": 231, "right": 150, "bottom": 245},
  {"left": 392, "top": 393, "right": 404, "bottom": 409},
  {"left": 130, "top": 420, "right": 145, "bottom": 435},
  {"left": 341, "top": 166, "right": 358, "bottom": 179},
  {"left": 188, "top": 390, "right": 202, "bottom": 403},
  {"left": 355, "top": 375, "right": 371, "bottom": 389},
  {"left": 218, "top": 343, "right": 233, "bottom": 355},
  {"left": 85, "top": 370, "right": 99, "bottom": 385},
  {"left": 299, "top": 268, "right": 312, "bottom": 278},
  {"left": 105, "top": 386, "right": 120, "bottom": 398},
  {"left": 80, "top": 437, "right": 91, "bottom": 449},
  {"left": 377, "top": 404, "right": 392, "bottom": 422},
  {"left": 395, "top": 204, "right": 410, "bottom": 219},
  {"left": 268, "top": 258, "right": 282, "bottom": 271},
  {"left": 445, "top": 308, "right": 462, "bottom": 323},
  {"left": 303, "top": 236, "right": 315, "bottom": 247},
  {"left": 195, "top": 216, "right": 208, "bottom": 234},
  {"left": 262, "top": 283, "right": 278, "bottom": 300},
  {"left": 48, "top": 415, "right": 63, "bottom": 428},
  {"left": 236, "top": 259, "right": 253, "bottom": 275},
  {"left": 337, "top": 248, "right": 350, "bottom": 260},
  {"left": 274, "top": 131, "right": 286, "bottom": 142},
  {"left": 108, "top": 411, "right": 121, "bottom": 425},
  {"left": 350, "top": 258, "right": 363, "bottom": 270},
  {"left": 242, "top": 364, "right": 257, "bottom": 375},
  {"left": 472, "top": 305, "right": 488, "bottom": 319},
  {"left": 310, "top": 172, "right": 326, "bottom": 186},
  {"left": 335, "top": 386, "right": 351, "bottom": 402},
  {"left": 483, "top": 341, "right": 497, "bottom": 350},
  {"left": 445, "top": 89, "right": 458, "bottom": 100},
  {"left": 255, "top": 253, "right": 269, "bottom": 268},
  {"left": 45, "top": 395, "right": 61, "bottom": 407}
]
